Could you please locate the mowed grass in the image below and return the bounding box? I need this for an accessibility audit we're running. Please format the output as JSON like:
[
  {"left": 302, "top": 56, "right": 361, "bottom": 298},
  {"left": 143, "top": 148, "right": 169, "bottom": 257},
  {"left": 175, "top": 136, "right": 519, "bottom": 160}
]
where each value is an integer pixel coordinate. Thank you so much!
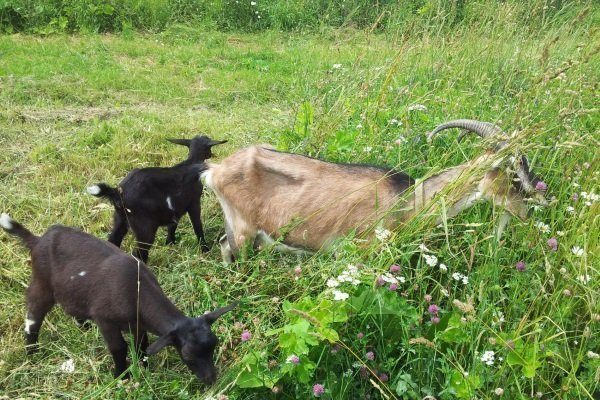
[{"left": 0, "top": 8, "right": 599, "bottom": 399}]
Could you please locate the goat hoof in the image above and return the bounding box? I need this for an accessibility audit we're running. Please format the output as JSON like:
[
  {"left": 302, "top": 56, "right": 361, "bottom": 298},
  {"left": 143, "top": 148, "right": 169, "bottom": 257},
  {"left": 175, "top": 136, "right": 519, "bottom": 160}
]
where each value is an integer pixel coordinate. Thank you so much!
[
  {"left": 25, "top": 344, "right": 40, "bottom": 355},
  {"left": 114, "top": 370, "right": 131, "bottom": 380},
  {"left": 75, "top": 317, "right": 92, "bottom": 330}
]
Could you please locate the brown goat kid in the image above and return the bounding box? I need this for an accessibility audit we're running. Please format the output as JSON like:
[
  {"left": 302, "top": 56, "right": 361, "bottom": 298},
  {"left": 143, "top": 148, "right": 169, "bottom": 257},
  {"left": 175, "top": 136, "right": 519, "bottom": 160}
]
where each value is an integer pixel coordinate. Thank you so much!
[
  {"left": 204, "top": 120, "right": 547, "bottom": 263},
  {"left": 0, "top": 213, "right": 236, "bottom": 383}
]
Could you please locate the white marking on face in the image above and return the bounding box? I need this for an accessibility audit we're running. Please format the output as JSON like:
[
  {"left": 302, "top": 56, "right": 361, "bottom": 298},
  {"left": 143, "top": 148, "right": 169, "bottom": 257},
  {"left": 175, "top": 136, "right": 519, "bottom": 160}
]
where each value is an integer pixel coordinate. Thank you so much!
[
  {"left": 86, "top": 185, "right": 101, "bottom": 195},
  {"left": 25, "top": 318, "right": 35, "bottom": 334},
  {"left": 166, "top": 196, "right": 174, "bottom": 211},
  {"left": 0, "top": 213, "right": 13, "bottom": 230},
  {"left": 78, "top": 271, "right": 87, "bottom": 277}
]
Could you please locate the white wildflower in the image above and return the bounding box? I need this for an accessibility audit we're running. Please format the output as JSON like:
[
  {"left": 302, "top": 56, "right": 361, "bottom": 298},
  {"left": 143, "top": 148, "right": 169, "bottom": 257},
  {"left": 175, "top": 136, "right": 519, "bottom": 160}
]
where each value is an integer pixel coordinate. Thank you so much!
[
  {"left": 352, "top": 361, "right": 362, "bottom": 368},
  {"left": 566, "top": 206, "right": 575, "bottom": 214},
  {"left": 494, "top": 387, "right": 504, "bottom": 396},
  {"left": 250, "top": 1, "right": 256, "bottom": 5},
  {"left": 441, "top": 288, "right": 450, "bottom": 297},
  {"left": 419, "top": 243, "right": 431, "bottom": 252},
  {"left": 439, "top": 263, "right": 448, "bottom": 272},
  {"left": 397, "top": 276, "right": 406, "bottom": 284},
  {"left": 535, "top": 221, "right": 551, "bottom": 234},
  {"left": 380, "top": 273, "right": 398, "bottom": 284},
  {"left": 59, "top": 359, "right": 75, "bottom": 373},
  {"left": 407, "top": 104, "right": 427, "bottom": 112},
  {"left": 587, "top": 351, "right": 600, "bottom": 359},
  {"left": 343, "top": 369, "right": 353, "bottom": 377},
  {"left": 375, "top": 227, "right": 391, "bottom": 242},
  {"left": 557, "top": 230, "right": 565, "bottom": 236},
  {"left": 577, "top": 274, "right": 590, "bottom": 284},
  {"left": 326, "top": 278, "right": 340, "bottom": 288},
  {"left": 461, "top": 275, "right": 469, "bottom": 285},
  {"left": 356, "top": 123, "right": 363, "bottom": 129},
  {"left": 332, "top": 63, "right": 342, "bottom": 69},
  {"left": 452, "top": 272, "right": 462, "bottom": 281},
  {"left": 395, "top": 135, "right": 407, "bottom": 145},
  {"left": 332, "top": 290, "right": 349, "bottom": 301},
  {"left": 571, "top": 246, "right": 584, "bottom": 257},
  {"left": 480, "top": 350, "right": 495, "bottom": 366},
  {"left": 423, "top": 254, "right": 438, "bottom": 267}
]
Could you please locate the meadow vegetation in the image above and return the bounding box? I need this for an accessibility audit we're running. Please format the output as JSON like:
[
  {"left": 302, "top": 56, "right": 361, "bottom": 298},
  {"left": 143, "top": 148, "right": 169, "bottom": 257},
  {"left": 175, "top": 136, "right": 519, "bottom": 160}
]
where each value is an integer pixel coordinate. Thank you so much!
[{"left": 0, "top": 1, "right": 598, "bottom": 399}]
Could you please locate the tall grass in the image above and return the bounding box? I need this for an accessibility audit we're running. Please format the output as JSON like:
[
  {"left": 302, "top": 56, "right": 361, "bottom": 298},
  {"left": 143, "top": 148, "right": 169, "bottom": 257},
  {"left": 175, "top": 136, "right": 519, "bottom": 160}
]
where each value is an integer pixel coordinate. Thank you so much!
[
  {"left": 0, "top": 1, "right": 598, "bottom": 399},
  {"left": 0, "top": 0, "right": 591, "bottom": 34}
]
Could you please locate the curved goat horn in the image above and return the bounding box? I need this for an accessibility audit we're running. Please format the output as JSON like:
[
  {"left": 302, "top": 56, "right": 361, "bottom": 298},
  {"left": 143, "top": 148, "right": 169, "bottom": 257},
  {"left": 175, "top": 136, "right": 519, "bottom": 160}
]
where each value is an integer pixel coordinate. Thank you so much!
[{"left": 427, "top": 119, "right": 503, "bottom": 141}]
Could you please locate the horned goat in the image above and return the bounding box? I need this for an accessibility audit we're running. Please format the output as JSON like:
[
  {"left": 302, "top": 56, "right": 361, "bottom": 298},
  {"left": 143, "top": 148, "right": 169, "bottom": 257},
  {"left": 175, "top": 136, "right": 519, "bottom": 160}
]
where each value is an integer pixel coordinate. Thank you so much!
[{"left": 203, "top": 120, "right": 547, "bottom": 263}]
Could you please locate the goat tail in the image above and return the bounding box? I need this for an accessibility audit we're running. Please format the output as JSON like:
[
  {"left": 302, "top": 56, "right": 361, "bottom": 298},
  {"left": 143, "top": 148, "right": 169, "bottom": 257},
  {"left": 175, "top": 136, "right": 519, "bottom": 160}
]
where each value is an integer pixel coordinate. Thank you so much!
[
  {"left": 87, "top": 183, "right": 122, "bottom": 207},
  {"left": 0, "top": 213, "right": 39, "bottom": 250}
]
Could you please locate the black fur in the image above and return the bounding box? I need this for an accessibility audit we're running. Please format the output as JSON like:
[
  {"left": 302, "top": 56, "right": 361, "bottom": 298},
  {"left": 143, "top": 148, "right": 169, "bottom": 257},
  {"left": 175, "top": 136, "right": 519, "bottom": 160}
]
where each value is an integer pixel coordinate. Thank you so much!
[
  {"left": 89, "top": 136, "right": 226, "bottom": 262},
  {"left": 1, "top": 216, "right": 236, "bottom": 383}
]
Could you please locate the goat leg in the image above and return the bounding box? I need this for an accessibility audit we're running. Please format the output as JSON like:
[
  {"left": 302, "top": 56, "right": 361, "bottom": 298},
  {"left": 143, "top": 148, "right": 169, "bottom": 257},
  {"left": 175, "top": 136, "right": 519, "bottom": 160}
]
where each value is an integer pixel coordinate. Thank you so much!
[
  {"left": 131, "top": 220, "right": 158, "bottom": 263},
  {"left": 134, "top": 330, "right": 149, "bottom": 368},
  {"left": 25, "top": 283, "right": 54, "bottom": 355},
  {"left": 108, "top": 211, "right": 129, "bottom": 247},
  {"left": 97, "top": 321, "right": 129, "bottom": 378},
  {"left": 188, "top": 204, "right": 210, "bottom": 252},
  {"left": 165, "top": 223, "right": 178, "bottom": 245}
]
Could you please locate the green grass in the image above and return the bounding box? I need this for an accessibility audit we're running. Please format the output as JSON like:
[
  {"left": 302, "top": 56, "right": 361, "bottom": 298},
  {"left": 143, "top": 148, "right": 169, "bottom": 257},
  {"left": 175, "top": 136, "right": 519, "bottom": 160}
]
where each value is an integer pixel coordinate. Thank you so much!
[{"left": 0, "top": 4, "right": 599, "bottom": 399}]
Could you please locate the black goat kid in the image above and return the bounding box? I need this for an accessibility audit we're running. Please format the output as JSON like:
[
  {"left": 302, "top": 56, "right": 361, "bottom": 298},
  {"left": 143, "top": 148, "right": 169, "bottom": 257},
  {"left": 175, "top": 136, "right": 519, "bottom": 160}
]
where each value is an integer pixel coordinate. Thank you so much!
[
  {"left": 88, "top": 136, "right": 227, "bottom": 262},
  {"left": 0, "top": 213, "right": 236, "bottom": 383}
]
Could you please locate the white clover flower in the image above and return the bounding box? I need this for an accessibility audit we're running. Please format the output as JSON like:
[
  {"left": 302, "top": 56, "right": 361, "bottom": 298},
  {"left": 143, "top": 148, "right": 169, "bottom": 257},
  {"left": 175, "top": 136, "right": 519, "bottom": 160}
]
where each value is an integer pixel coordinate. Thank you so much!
[
  {"left": 571, "top": 246, "right": 584, "bottom": 257},
  {"left": 60, "top": 359, "right": 75, "bottom": 373},
  {"left": 380, "top": 273, "right": 398, "bottom": 284},
  {"left": 452, "top": 272, "right": 463, "bottom": 281},
  {"left": 395, "top": 136, "right": 407, "bottom": 145},
  {"left": 480, "top": 350, "right": 495, "bottom": 366},
  {"left": 494, "top": 387, "right": 505, "bottom": 396},
  {"left": 587, "top": 351, "right": 600, "bottom": 359},
  {"left": 577, "top": 274, "right": 590, "bottom": 284},
  {"left": 423, "top": 254, "right": 438, "bottom": 267},
  {"left": 407, "top": 104, "right": 427, "bottom": 112},
  {"left": 439, "top": 263, "right": 448, "bottom": 272},
  {"left": 566, "top": 206, "right": 575, "bottom": 214},
  {"left": 332, "top": 63, "right": 342, "bottom": 69},
  {"left": 346, "top": 264, "right": 359, "bottom": 275},
  {"left": 375, "top": 227, "right": 391, "bottom": 242},
  {"left": 326, "top": 278, "right": 340, "bottom": 288},
  {"left": 332, "top": 290, "right": 349, "bottom": 301},
  {"left": 535, "top": 221, "right": 551, "bottom": 234}
]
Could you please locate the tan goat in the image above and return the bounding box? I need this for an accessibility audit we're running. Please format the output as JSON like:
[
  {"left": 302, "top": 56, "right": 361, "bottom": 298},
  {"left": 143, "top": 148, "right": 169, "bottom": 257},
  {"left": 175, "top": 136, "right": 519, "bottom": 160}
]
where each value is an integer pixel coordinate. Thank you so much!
[{"left": 203, "top": 120, "right": 547, "bottom": 262}]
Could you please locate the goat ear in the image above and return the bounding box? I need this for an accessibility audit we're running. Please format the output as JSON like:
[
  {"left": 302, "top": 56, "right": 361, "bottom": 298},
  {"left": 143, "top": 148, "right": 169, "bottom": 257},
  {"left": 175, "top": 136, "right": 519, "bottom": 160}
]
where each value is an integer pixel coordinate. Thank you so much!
[
  {"left": 167, "top": 138, "right": 191, "bottom": 147},
  {"left": 147, "top": 332, "right": 176, "bottom": 355},
  {"left": 203, "top": 301, "right": 238, "bottom": 324},
  {"left": 208, "top": 139, "right": 228, "bottom": 147}
]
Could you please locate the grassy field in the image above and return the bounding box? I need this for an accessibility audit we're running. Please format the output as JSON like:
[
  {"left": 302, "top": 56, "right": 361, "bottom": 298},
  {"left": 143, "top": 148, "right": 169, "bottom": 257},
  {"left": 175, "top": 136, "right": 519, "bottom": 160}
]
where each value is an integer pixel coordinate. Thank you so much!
[{"left": 0, "top": 3, "right": 599, "bottom": 399}]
